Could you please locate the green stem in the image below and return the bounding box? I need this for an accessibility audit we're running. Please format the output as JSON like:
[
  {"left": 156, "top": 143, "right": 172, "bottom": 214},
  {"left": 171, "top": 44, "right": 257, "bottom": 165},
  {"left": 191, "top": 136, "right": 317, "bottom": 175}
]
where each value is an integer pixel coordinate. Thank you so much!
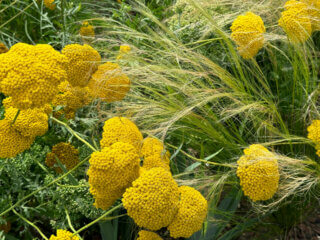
[
  {"left": 65, "top": 208, "right": 83, "bottom": 240},
  {"left": 12, "top": 208, "right": 48, "bottom": 240},
  {"left": 0, "top": 157, "right": 89, "bottom": 217},
  {"left": 11, "top": 109, "right": 20, "bottom": 125},
  {"left": 72, "top": 203, "right": 123, "bottom": 237},
  {"left": 166, "top": 143, "right": 236, "bottom": 168},
  {"left": 51, "top": 117, "right": 97, "bottom": 152}
]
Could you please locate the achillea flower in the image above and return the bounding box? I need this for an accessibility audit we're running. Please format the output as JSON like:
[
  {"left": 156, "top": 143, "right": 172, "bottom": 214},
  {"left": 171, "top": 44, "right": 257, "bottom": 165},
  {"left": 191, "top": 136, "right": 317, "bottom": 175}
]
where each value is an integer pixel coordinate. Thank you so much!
[
  {"left": 307, "top": 120, "right": 320, "bottom": 156},
  {"left": 62, "top": 44, "right": 101, "bottom": 87},
  {"left": 0, "top": 43, "right": 8, "bottom": 54},
  {"left": 168, "top": 186, "right": 208, "bottom": 238},
  {"left": 137, "top": 230, "right": 162, "bottom": 240},
  {"left": 0, "top": 43, "right": 68, "bottom": 109},
  {"left": 100, "top": 117, "right": 143, "bottom": 151},
  {"left": 49, "top": 229, "right": 79, "bottom": 240},
  {"left": 237, "top": 144, "right": 279, "bottom": 201},
  {"left": 302, "top": 0, "right": 320, "bottom": 31},
  {"left": 45, "top": 143, "right": 79, "bottom": 173},
  {"left": 0, "top": 119, "right": 34, "bottom": 159},
  {"left": 80, "top": 21, "right": 95, "bottom": 37},
  {"left": 88, "top": 62, "right": 130, "bottom": 102},
  {"left": 278, "top": 0, "right": 312, "bottom": 43},
  {"left": 123, "top": 167, "right": 180, "bottom": 230},
  {"left": 140, "top": 137, "right": 170, "bottom": 171},
  {"left": 5, "top": 106, "right": 48, "bottom": 138},
  {"left": 87, "top": 142, "right": 140, "bottom": 210},
  {"left": 44, "top": 0, "right": 56, "bottom": 10},
  {"left": 230, "top": 12, "right": 266, "bottom": 59},
  {"left": 116, "top": 45, "right": 131, "bottom": 60},
  {"left": 52, "top": 81, "right": 93, "bottom": 119}
]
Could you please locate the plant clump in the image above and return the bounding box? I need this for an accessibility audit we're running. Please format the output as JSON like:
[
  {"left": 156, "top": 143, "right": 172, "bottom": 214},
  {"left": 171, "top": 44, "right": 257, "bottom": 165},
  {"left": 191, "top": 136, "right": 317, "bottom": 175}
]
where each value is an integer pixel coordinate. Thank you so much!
[
  {"left": 230, "top": 12, "right": 266, "bottom": 59},
  {"left": 237, "top": 144, "right": 280, "bottom": 201}
]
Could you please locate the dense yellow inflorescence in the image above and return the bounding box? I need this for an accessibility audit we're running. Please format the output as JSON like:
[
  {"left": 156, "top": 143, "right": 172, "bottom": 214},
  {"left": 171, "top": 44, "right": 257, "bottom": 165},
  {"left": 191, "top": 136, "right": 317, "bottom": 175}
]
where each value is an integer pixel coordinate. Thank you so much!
[
  {"left": 137, "top": 230, "right": 162, "bottom": 240},
  {"left": 44, "top": 0, "right": 56, "bottom": 10},
  {"left": 236, "top": 144, "right": 279, "bottom": 201},
  {"left": 307, "top": 120, "right": 320, "bottom": 156},
  {"left": 0, "top": 119, "right": 34, "bottom": 159},
  {"left": 62, "top": 44, "right": 101, "bottom": 87},
  {"left": 123, "top": 167, "right": 180, "bottom": 230},
  {"left": 45, "top": 143, "right": 79, "bottom": 173},
  {"left": 140, "top": 137, "right": 170, "bottom": 171},
  {"left": 0, "top": 43, "right": 68, "bottom": 109},
  {"left": 100, "top": 117, "right": 143, "bottom": 151},
  {"left": 52, "top": 81, "right": 93, "bottom": 119},
  {"left": 168, "top": 186, "right": 208, "bottom": 238},
  {"left": 302, "top": 0, "right": 320, "bottom": 31},
  {"left": 278, "top": 0, "right": 312, "bottom": 43},
  {"left": 87, "top": 142, "right": 140, "bottom": 210},
  {"left": 49, "top": 229, "right": 79, "bottom": 240},
  {"left": 88, "top": 62, "right": 130, "bottom": 102},
  {"left": 230, "top": 12, "right": 266, "bottom": 59},
  {"left": 5, "top": 107, "right": 48, "bottom": 138},
  {"left": 0, "top": 43, "right": 8, "bottom": 54},
  {"left": 117, "top": 45, "right": 131, "bottom": 60},
  {"left": 80, "top": 21, "right": 95, "bottom": 37}
]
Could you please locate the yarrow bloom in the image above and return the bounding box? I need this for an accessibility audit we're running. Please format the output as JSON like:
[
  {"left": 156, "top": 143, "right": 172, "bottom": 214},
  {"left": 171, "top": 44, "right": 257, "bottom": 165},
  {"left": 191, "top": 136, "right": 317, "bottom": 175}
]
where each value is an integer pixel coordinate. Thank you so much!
[
  {"left": 0, "top": 43, "right": 68, "bottom": 109},
  {"left": 80, "top": 21, "right": 95, "bottom": 37},
  {"left": 123, "top": 167, "right": 180, "bottom": 230},
  {"left": 45, "top": 143, "right": 79, "bottom": 173},
  {"left": 62, "top": 44, "right": 101, "bottom": 87},
  {"left": 237, "top": 144, "right": 280, "bottom": 201},
  {"left": 307, "top": 120, "right": 320, "bottom": 156},
  {"left": 0, "top": 119, "right": 34, "bottom": 159},
  {"left": 88, "top": 62, "right": 130, "bottom": 103},
  {"left": 140, "top": 137, "right": 171, "bottom": 171},
  {"left": 52, "top": 81, "right": 93, "bottom": 119},
  {"left": 49, "top": 229, "right": 79, "bottom": 240},
  {"left": 230, "top": 12, "right": 266, "bottom": 59},
  {"left": 87, "top": 142, "right": 140, "bottom": 210},
  {"left": 168, "top": 186, "right": 208, "bottom": 238},
  {"left": 116, "top": 45, "right": 131, "bottom": 60},
  {"left": 301, "top": 0, "right": 320, "bottom": 31},
  {"left": 137, "top": 230, "right": 162, "bottom": 240},
  {"left": 100, "top": 117, "right": 143, "bottom": 151},
  {"left": 0, "top": 43, "right": 8, "bottom": 54},
  {"left": 43, "top": 0, "right": 56, "bottom": 10},
  {"left": 278, "top": 0, "right": 312, "bottom": 43}
]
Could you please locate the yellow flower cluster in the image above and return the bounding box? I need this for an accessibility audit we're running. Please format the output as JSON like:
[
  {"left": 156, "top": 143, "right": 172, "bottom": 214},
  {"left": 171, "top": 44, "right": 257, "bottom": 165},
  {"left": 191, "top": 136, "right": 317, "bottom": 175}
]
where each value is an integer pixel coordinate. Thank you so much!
[
  {"left": 88, "top": 62, "right": 130, "bottom": 103},
  {"left": 116, "top": 45, "right": 131, "bottom": 60},
  {"left": 307, "top": 120, "right": 320, "bottom": 156},
  {"left": 80, "top": 21, "right": 95, "bottom": 37},
  {"left": 45, "top": 143, "right": 79, "bottom": 173},
  {"left": 0, "top": 43, "right": 68, "bottom": 109},
  {"left": 302, "top": 0, "right": 320, "bottom": 31},
  {"left": 230, "top": 12, "right": 266, "bottom": 59},
  {"left": 237, "top": 144, "right": 280, "bottom": 201},
  {"left": 62, "top": 44, "right": 101, "bottom": 87},
  {"left": 278, "top": 0, "right": 312, "bottom": 43},
  {"left": 100, "top": 117, "right": 143, "bottom": 151},
  {"left": 44, "top": 0, "right": 56, "bottom": 10},
  {"left": 0, "top": 120, "right": 34, "bottom": 159},
  {"left": 140, "top": 137, "right": 170, "bottom": 171},
  {"left": 122, "top": 167, "right": 180, "bottom": 230},
  {"left": 137, "top": 230, "right": 162, "bottom": 240},
  {"left": 52, "top": 81, "right": 93, "bottom": 119},
  {"left": 87, "top": 142, "right": 140, "bottom": 210},
  {"left": 5, "top": 106, "right": 48, "bottom": 138},
  {"left": 168, "top": 186, "right": 208, "bottom": 238},
  {"left": 49, "top": 229, "right": 79, "bottom": 240},
  {"left": 0, "top": 43, "right": 8, "bottom": 54}
]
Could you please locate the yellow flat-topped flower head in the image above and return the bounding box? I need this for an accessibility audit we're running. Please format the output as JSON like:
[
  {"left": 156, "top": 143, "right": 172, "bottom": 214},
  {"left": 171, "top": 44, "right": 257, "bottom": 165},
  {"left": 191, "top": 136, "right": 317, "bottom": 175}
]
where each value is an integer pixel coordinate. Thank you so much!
[
  {"left": 80, "top": 21, "right": 95, "bottom": 37},
  {"left": 137, "top": 230, "right": 162, "bottom": 240},
  {"left": 49, "top": 229, "right": 79, "bottom": 240}
]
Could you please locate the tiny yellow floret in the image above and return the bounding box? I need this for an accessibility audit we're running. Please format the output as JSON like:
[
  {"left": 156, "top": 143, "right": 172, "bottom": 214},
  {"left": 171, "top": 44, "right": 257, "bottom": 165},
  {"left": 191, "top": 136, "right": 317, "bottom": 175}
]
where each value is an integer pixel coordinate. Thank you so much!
[
  {"left": 236, "top": 144, "right": 279, "bottom": 201},
  {"left": 100, "top": 117, "right": 143, "bottom": 151},
  {"left": 62, "top": 44, "right": 101, "bottom": 87},
  {"left": 87, "top": 142, "right": 140, "bottom": 210},
  {"left": 168, "top": 186, "right": 208, "bottom": 238},
  {"left": 137, "top": 230, "right": 162, "bottom": 240},
  {"left": 45, "top": 143, "right": 79, "bottom": 173},
  {"left": 123, "top": 167, "right": 180, "bottom": 230},
  {"left": 49, "top": 229, "right": 79, "bottom": 240},
  {"left": 230, "top": 12, "right": 266, "bottom": 59},
  {"left": 88, "top": 62, "right": 130, "bottom": 102}
]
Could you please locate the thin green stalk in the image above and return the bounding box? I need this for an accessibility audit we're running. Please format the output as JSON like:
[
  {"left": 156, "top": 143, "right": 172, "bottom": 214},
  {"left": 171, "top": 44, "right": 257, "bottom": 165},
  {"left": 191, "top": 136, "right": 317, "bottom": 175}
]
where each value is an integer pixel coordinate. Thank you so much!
[
  {"left": 65, "top": 208, "right": 83, "bottom": 240},
  {"left": 12, "top": 208, "right": 48, "bottom": 240},
  {"left": 11, "top": 109, "right": 20, "bottom": 125},
  {"left": 0, "top": 156, "right": 89, "bottom": 217},
  {"left": 166, "top": 143, "right": 236, "bottom": 168},
  {"left": 51, "top": 117, "right": 97, "bottom": 152},
  {"left": 72, "top": 203, "right": 123, "bottom": 237}
]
